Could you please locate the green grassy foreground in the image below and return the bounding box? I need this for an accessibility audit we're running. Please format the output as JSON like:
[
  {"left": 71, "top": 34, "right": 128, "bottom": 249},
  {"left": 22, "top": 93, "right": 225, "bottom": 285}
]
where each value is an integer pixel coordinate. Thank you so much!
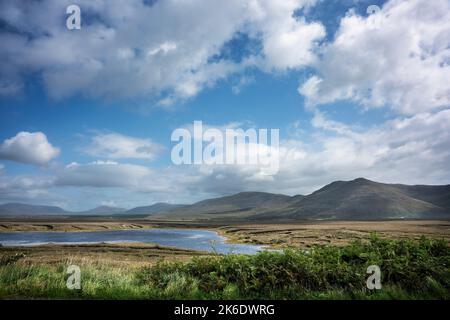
[{"left": 0, "top": 236, "right": 449, "bottom": 299}]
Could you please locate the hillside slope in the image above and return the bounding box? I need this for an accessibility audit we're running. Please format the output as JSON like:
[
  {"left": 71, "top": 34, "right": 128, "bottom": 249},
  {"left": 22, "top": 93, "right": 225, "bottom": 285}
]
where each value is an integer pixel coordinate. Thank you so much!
[
  {"left": 126, "top": 203, "right": 185, "bottom": 215},
  {"left": 0, "top": 203, "right": 68, "bottom": 216},
  {"left": 158, "top": 192, "right": 293, "bottom": 219},
  {"left": 157, "top": 178, "right": 450, "bottom": 221},
  {"left": 79, "top": 206, "right": 126, "bottom": 215},
  {"left": 255, "top": 178, "right": 450, "bottom": 220}
]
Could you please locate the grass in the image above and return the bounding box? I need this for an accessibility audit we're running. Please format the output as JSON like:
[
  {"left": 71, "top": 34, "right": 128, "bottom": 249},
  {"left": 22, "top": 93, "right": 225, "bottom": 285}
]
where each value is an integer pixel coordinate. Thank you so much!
[
  {"left": 0, "top": 236, "right": 449, "bottom": 299},
  {"left": 217, "top": 220, "right": 450, "bottom": 248}
]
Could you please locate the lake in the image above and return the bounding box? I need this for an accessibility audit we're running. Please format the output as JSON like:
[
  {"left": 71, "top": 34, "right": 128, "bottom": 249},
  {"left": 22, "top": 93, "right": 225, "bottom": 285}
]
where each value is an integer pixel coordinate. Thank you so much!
[{"left": 0, "top": 228, "right": 264, "bottom": 254}]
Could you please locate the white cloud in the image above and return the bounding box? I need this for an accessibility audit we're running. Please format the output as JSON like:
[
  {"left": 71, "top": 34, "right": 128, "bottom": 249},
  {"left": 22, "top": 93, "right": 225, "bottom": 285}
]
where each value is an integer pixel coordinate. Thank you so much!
[
  {"left": 56, "top": 161, "right": 153, "bottom": 188},
  {"left": 299, "top": 0, "right": 450, "bottom": 115},
  {"left": 0, "top": 132, "right": 60, "bottom": 165},
  {"left": 53, "top": 160, "right": 186, "bottom": 195},
  {"left": 246, "top": 0, "right": 325, "bottom": 70},
  {"left": 0, "top": 171, "right": 57, "bottom": 204},
  {"left": 82, "top": 132, "right": 163, "bottom": 160},
  {"left": 0, "top": 174, "right": 54, "bottom": 190},
  {"left": 231, "top": 75, "right": 255, "bottom": 94},
  {"left": 0, "top": 0, "right": 324, "bottom": 103},
  {"left": 167, "top": 111, "right": 450, "bottom": 196},
  {"left": 276, "top": 109, "right": 450, "bottom": 192},
  {"left": 1, "top": 110, "right": 450, "bottom": 206}
]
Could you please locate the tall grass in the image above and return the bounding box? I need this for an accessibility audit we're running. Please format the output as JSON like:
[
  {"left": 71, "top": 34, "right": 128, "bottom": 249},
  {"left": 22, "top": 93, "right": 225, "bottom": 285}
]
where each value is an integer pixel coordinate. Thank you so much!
[{"left": 1, "top": 236, "right": 449, "bottom": 299}]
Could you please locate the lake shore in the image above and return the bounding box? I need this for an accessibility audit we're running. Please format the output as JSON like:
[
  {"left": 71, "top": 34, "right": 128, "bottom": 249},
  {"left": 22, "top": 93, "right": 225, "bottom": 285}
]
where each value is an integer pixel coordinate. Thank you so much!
[{"left": 1, "top": 219, "right": 449, "bottom": 248}]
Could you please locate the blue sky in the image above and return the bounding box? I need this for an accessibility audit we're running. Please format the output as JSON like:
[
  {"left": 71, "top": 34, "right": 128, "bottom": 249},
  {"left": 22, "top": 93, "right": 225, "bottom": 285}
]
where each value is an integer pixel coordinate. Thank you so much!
[{"left": 1, "top": 0, "right": 449, "bottom": 210}]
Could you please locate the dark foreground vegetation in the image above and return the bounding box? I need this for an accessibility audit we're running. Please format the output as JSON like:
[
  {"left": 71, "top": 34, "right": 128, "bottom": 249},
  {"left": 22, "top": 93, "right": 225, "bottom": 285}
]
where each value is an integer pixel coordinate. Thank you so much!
[{"left": 0, "top": 236, "right": 449, "bottom": 299}]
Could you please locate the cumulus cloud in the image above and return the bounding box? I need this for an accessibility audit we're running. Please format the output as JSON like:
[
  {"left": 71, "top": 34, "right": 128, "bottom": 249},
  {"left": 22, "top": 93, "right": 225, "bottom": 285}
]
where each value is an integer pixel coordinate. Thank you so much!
[
  {"left": 299, "top": 0, "right": 450, "bottom": 114},
  {"left": 0, "top": 132, "right": 60, "bottom": 165},
  {"left": 56, "top": 161, "right": 152, "bottom": 188},
  {"left": 0, "top": 174, "right": 54, "bottom": 190},
  {"left": 245, "top": 0, "right": 325, "bottom": 70},
  {"left": 1, "top": 109, "right": 450, "bottom": 207},
  {"left": 0, "top": 170, "right": 57, "bottom": 204},
  {"left": 82, "top": 132, "right": 163, "bottom": 160},
  {"left": 278, "top": 109, "right": 450, "bottom": 192},
  {"left": 0, "top": 0, "right": 324, "bottom": 103},
  {"left": 61, "top": 111, "right": 450, "bottom": 197},
  {"left": 186, "top": 110, "right": 450, "bottom": 195}
]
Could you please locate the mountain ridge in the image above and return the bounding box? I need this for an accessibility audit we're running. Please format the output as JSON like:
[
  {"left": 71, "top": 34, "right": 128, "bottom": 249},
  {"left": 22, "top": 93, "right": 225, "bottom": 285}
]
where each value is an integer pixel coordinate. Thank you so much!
[
  {"left": 125, "top": 203, "right": 186, "bottom": 215},
  {"left": 251, "top": 178, "right": 450, "bottom": 220},
  {"left": 1, "top": 178, "right": 449, "bottom": 220}
]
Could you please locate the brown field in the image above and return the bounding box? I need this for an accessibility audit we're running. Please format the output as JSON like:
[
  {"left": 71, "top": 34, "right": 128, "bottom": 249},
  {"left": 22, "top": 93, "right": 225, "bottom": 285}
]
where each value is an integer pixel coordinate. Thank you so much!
[
  {"left": 0, "top": 221, "right": 153, "bottom": 232},
  {"left": 216, "top": 220, "right": 450, "bottom": 248},
  {"left": 0, "top": 242, "right": 207, "bottom": 268}
]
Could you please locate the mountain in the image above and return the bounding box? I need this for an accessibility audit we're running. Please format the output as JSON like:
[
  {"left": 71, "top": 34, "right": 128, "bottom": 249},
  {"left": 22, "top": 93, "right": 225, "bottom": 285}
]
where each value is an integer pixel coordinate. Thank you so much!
[
  {"left": 155, "top": 192, "right": 293, "bottom": 219},
  {"left": 153, "top": 178, "right": 450, "bottom": 221},
  {"left": 0, "top": 203, "right": 68, "bottom": 216},
  {"left": 125, "top": 203, "right": 185, "bottom": 215},
  {"left": 393, "top": 184, "right": 450, "bottom": 209},
  {"left": 254, "top": 178, "right": 450, "bottom": 220},
  {"left": 80, "top": 206, "right": 126, "bottom": 215},
  {"left": 188, "top": 191, "right": 291, "bottom": 213}
]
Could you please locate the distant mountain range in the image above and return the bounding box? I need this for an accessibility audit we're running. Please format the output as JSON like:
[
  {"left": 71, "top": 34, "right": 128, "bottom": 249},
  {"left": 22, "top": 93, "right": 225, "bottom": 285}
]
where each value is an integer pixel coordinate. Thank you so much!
[
  {"left": 0, "top": 203, "right": 67, "bottom": 216},
  {"left": 125, "top": 203, "right": 185, "bottom": 215},
  {"left": 78, "top": 205, "right": 127, "bottom": 215},
  {"left": 1, "top": 178, "right": 449, "bottom": 220},
  {"left": 0, "top": 202, "right": 182, "bottom": 217},
  {"left": 0, "top": 203, "right": 124, "bottom": 216}
]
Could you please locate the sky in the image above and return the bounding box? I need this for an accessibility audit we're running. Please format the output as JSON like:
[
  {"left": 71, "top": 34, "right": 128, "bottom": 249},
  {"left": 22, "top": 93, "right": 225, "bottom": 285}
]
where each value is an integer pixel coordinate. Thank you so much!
[{"left": 0, "top": 0, "right": 449, "bottom": 210}]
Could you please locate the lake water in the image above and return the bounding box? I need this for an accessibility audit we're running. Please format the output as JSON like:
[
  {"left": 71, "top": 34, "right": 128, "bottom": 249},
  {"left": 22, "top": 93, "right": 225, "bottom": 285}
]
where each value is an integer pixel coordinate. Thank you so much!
[{"left": 0, "top": 228, "right": 264, "bottom": 255}]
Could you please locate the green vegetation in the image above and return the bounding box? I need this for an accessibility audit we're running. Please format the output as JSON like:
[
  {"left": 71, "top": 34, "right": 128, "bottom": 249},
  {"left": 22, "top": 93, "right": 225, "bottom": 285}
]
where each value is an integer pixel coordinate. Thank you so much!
[{"left": 1, "top": 236, "right": 449, "bottom": 299}]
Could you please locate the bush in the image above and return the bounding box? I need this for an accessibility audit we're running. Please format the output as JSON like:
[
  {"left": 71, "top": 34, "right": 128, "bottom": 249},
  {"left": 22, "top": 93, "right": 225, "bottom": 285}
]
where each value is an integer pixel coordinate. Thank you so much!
[{"left": 137, "top": 236, "right": 450, "bottom": 299}]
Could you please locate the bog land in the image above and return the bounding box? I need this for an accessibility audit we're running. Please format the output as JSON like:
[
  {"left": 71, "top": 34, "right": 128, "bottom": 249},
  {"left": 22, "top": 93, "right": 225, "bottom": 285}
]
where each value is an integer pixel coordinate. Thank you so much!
[{"left": 0, "top": 219, "right": 449, "bottom": 299}]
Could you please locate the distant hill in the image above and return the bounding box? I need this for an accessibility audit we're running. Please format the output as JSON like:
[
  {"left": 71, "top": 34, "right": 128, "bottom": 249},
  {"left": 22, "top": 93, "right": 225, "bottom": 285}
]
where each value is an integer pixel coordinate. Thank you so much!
[
  {"left": 125, "top": 203, "right": 185, "bottom": 215},
  {"left": 0, "top": 203, "right": 179, "bottom": 217},
  {"left": 79, "top": 205, "right": 126, "bottom": 215},
  {"left": 1, "top": 178, "right": 449, "bottom": 220},
  {"left": 0, "top": 203, "right": 68, "bottom": 216},
  {"left": 154, "top": 192, "right": 294, "bottom": 219},
  {"left": 186, "top": 191, "right": 291, "bottom": 214}
]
